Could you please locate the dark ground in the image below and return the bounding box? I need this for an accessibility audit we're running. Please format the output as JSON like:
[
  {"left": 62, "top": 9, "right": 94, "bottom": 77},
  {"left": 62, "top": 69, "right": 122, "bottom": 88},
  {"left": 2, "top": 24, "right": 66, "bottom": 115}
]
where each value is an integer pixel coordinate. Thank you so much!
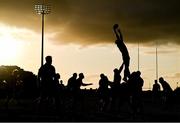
[{"left": 0, "top": 93, "right": 180, "bottom": 122}]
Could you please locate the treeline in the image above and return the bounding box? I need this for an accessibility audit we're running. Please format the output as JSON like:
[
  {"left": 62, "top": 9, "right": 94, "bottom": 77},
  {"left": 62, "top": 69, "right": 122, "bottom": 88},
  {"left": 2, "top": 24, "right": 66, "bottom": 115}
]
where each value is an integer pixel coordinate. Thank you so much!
[{"left": 0, "top": 65, "right": 38, "bottom": 98}]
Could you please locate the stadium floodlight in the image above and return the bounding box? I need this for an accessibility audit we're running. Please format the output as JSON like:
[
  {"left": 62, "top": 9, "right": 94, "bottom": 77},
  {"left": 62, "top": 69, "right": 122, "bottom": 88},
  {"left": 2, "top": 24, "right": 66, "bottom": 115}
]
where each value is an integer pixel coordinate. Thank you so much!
[
  {"left": 34, "top": 3, "right": 51, "bottom": 66},
  {"left": 35, "top": 4, "right": 51, "bottom": 15}
]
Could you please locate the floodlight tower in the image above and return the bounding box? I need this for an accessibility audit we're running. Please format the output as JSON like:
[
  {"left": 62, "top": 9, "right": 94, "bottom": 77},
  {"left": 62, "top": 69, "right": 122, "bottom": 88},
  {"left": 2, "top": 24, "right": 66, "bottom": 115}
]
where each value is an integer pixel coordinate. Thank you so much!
[
  {"left": 35, "top": 1, "right": 51, "bottom": 66},
  {"left": 156, "top": 40, "right": 158, "bottom": 82}
]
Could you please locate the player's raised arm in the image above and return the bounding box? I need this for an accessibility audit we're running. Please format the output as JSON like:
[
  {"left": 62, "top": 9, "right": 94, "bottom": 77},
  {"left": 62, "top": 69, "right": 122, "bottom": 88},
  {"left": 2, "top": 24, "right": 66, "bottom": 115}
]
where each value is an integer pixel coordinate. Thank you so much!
[
  {"left": 117, "top": 27, "right": 123, "bottom": 41},
  {"left": 113, "top": 24, "right": 121, "bottom": 41}
]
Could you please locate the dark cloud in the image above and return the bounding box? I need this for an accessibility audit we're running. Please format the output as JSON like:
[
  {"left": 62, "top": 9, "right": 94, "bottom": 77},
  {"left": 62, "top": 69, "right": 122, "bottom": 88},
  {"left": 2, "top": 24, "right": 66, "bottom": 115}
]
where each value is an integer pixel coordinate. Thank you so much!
[{"left": 0, "top": 0, "right": 180, "bottom": 46}]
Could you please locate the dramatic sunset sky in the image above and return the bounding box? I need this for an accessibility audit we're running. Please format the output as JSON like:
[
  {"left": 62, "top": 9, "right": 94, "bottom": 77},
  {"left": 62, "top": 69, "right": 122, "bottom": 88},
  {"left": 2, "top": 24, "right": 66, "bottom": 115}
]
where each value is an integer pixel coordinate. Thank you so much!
[{"left": 0, "top": 0, "right": 179, "bottom": 90}]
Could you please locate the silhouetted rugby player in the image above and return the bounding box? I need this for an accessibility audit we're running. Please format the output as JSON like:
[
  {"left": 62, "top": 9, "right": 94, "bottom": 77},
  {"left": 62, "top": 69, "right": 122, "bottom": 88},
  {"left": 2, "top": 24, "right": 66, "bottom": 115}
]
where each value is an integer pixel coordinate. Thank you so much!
[
  {"left": 128, "top": 71, "right": 144, "bottom": 116},
  {"left": 38, "top": 56, "right": 59, "bottom": 110},
  {"left": 113, "top": 24, "right": 130, "bottom": 82},
  {"left": 152, "top": 80, "right": 161, "bottom": 103},
  {"left": 159, "top": 77, "right": 173, "bottom": 106},
  {"left": 71, "top": 73, "right": 92, "bottom": 112},
  {"left": 110, "top": 63, "right": 124, "bottom": 112},
  {"left": 67, "top": 73, "right": 77, "bottom": 91},
  {"left": 98, "top": 73, "right": 111, "bottom": 112}
]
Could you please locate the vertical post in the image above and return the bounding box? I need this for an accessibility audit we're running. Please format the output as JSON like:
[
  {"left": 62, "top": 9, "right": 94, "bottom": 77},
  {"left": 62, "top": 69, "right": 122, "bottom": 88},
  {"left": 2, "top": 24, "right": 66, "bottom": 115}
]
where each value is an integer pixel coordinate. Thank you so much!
[
  {"left": 156, "top": 40, "right": 158, "bottom": 82},
  {"left": 41, "top": 12, "right": 44, "bottom": 66},
  {"left": 138, "top": 40, "right": 140, "bottom": 71}
]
